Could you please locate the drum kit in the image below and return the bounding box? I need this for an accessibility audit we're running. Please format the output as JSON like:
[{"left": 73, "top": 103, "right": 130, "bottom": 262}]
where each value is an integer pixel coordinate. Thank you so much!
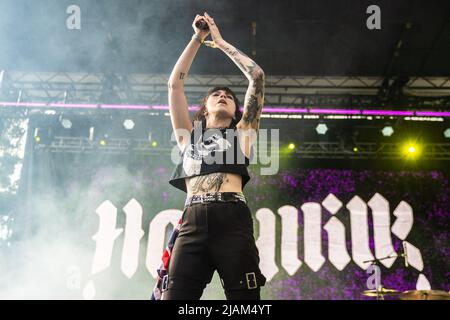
[
  {"left": 363, "top": 288, "right": 450, "bottom": 300},
  {"left": 361, "top": 246, "right": 450, "bottom": 300}
]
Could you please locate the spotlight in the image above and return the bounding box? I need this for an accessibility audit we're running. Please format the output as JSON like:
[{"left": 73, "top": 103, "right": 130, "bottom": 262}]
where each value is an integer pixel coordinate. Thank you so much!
[
  {"left": 382, "top": 126, "right": 394, "bottom": 137},
  {"left": 99, "top": 134, "right": 108, "bottom": 146},
  {"left": 353, "top": 146, "right": 359, "bottom": 152},
  {"left": 315, "top": 123, "right": 328, "bottom": 135},
  {"left": 151, "top": 140, "right": 158, "bottom": 147},
  {"left": 444, "top": 128, "right": 450, "bottom": 138},
  {"left": 61, "top": 118, "right": 72, "bottom": 129},
  {"left": 288, "top": 143, "right": 296, "bottom": 150},
  {"left": 402, "top": 141, "right": 421, "bottom": 158},
  {"left": 34, "top": 128, "right": 41, "bottom": 143},
  {"left": 123, "top": 119, "right": 135, "bottom": 130}
]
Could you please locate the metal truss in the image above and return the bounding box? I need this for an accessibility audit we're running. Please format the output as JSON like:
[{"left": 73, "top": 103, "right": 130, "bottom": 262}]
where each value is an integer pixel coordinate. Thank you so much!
[
  {"left": 36, "top": 136, "right": 450, "bottom": 160},
  {"left": 288, "top": 142, "right": 450, "bottom": 160},
  {"left": 2, "top": 71, "right": 450, "bottom": 108}
]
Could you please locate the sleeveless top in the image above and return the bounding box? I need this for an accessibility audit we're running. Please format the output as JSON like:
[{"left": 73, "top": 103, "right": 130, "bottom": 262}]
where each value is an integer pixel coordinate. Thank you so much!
[{"left": 169, "top": 118, "right": 252, "bottom": 193}]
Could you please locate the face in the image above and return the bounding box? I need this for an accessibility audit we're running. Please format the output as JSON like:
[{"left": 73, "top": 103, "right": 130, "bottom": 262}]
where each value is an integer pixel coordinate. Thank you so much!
[{"left": 204, "top": 90, "right": 236, "bottom": 119}]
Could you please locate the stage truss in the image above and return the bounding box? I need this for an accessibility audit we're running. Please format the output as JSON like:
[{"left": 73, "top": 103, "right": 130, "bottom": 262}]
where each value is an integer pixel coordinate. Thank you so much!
[
  {"left": 2, "top": 71, "right": 449, "bottom": 160},
  {"left": 1, "top": 71, "right": 450, "bottom": 109},
  {"left": 34, "top": 136, "right": 450, "bottom": 161}
]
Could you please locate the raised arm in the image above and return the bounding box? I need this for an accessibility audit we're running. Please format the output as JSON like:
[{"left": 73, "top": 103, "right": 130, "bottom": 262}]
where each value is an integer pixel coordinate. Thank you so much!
[
  {"left": 168, "top": 15, "right": 210, "bottom": 149},
  {"left": 202, "top": 12, "right": 265, "bottom": 132},
  {"left": 217, "top": 40, "right": 265, "bottom": 131}
]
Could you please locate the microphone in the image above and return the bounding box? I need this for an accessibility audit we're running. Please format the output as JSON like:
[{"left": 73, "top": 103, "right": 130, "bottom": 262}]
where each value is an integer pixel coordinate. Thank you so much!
[
  {"left": 195, "top": 19, "right": 209, "bottom": 31},
  {"left": 402, "top": 241, "right": 409, "bottom": 267}
]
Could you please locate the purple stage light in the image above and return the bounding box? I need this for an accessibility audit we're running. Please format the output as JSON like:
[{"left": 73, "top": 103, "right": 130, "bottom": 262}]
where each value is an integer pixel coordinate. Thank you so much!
[
  {"left": 309, "top": 108, "right": 360, "bottom": 115},
  {"left": 262, "top": 107, "right": 308, "bottom": 113},
  {"left": 50, "top": 103, "right": 97, "bottom": 108},
  {"left": 362, "top": 110, "right": 414, "bottom": 116},
  {"left": 0, "top": 102, "right": 47, "bottom": 107},
  {"left": 415, "top": 111, "right": 450, "bottom": 117},
  {"left": 1, "top": 101, "right": 450, "bottom": 118},
  {"left": 101, "top": 104, "right": 150, "bottom": 110}
]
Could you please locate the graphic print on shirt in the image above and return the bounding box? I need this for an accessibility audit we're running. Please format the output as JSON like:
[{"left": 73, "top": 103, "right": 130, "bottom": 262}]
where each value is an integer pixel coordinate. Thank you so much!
[{"left": 183, "top": 132, "right": 232, "bottom": 176}]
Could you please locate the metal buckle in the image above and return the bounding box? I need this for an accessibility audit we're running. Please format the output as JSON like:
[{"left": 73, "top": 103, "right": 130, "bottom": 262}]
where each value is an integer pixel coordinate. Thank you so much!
[
  {"left": 161, "top": 274, "right": 169, "bottom": 291},
  {"left": 245, "top": 272, "right": 257, "bottom": 289}
]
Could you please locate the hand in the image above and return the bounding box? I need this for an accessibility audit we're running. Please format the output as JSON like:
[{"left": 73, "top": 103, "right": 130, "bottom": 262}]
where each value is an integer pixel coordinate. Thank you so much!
[
  {"left": 202, "top": 12, "right": 225, "bottom": 46},
  {"left": 192, "top": 14, "right": 210, "bottom": 41}
]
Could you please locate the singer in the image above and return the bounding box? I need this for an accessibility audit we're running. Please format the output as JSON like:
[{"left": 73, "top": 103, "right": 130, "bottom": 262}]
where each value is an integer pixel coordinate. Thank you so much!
[{"left": 161, "top": 12, "right": 266, "bottom": 300}]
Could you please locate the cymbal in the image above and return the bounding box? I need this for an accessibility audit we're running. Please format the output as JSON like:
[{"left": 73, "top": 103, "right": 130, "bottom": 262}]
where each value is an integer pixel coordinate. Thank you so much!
[
  {"left": 400, "top": 290, "right": 450, "bottom": 300},
  {"left": 363, "top": 287, "right": 399, "bottom": 297}
]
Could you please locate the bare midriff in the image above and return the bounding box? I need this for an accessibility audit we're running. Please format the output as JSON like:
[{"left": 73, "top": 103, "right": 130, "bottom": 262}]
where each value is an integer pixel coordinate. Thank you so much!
[{"left": 185, "top": 172, "right": 243, "bottom": 196}]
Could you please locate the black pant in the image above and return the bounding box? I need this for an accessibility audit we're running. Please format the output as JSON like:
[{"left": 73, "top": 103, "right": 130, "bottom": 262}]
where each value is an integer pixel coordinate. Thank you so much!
[{"left": 162, "top": 200, "right": 266, "bottom": 300}]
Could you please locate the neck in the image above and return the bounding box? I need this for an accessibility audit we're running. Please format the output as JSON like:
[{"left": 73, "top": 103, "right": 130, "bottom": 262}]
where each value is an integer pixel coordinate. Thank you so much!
[{"left": 205, "top": 115, "right": 232, "bottom": 129}]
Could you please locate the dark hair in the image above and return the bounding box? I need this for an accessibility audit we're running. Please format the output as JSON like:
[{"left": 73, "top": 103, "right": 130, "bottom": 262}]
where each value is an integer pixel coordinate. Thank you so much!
[{"left": 193, "top": 87, "right": 242, "bottom": 126}]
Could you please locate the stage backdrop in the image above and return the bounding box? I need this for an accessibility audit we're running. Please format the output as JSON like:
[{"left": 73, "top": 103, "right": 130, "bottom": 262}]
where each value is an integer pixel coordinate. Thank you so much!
[{"left": 3, "top": 145, "right": 449, "bottom": 300}]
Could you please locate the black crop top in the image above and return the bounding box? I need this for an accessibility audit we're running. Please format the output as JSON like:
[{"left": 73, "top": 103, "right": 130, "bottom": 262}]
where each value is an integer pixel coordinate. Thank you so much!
[{"left": 169, "top": 119, "right": 252, "bottom": 193}]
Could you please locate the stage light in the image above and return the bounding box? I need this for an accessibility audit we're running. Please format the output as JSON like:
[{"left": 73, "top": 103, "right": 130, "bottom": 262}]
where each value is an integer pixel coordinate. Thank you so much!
[
  {"left": 316, "top": 123, "right": 328, "bottom": 135},
  {"left": 288, "top": 143, "right": 296, "bottom": 150},
  {"left": 34, "top": 128, "right": 41, "bottom": 143},
  {"left": 401, "top": 141, "right": 421, "bottom": 158},
  {"left": 61, "top": 118, "right": 72, "bottom": 129},
  {"left": 444, "top": 128, "right": 450, "bottom": 138},
  {"left": 99, "top": 134, "right": 108, "bottom": 146},
  {"left": 89, "top": 127, "right": 95, "bottom": 141},
  {"left": 381, "top": 126, "right": 394, "bottom": 137},
  {"left": 123, "top": 119, "right": 135, "bottom": 130},
  {"left": 151, "top": 141, "right": 158, "bottom": 147},
  {"left": 353, "top": 146, "right": 359, "bottom": 152}
]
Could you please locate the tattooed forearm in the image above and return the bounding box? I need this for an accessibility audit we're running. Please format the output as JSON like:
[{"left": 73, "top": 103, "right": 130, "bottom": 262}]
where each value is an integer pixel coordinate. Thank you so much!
[
  {"left": 242, "top": 72, "right": 265, "bottom": 128},
  {"left": 218, "top": 41, "right": 263, "bottom": 81},
  {"left": 179, "top": 72, "right": 185, "bottom": 80},
  {"left": 217, "top": 40, "right": 265, "bottom": 130},
  {"left": 189, "top": 173, "right": 228, "bottom": 193},
  {"left": 243, "top": 95, "right": 260, "bottom": 124}
]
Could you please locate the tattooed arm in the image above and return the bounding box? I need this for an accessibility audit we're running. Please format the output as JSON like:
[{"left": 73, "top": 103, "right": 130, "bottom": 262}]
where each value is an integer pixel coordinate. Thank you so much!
[
  {"left": 202, "top": 12, "right": 265, "bottom": 131},
  {"left": 197, "top": 12, "right": 265, "bottom": 159},
  {"left": 217, "top": 40, "right": 265, "bottom": 131},
  {"left": 216, "top": 39, "right": 264, "bottom": 159},
  {"left": 168, "top": 15, "right": 210, "bottom": 148}
]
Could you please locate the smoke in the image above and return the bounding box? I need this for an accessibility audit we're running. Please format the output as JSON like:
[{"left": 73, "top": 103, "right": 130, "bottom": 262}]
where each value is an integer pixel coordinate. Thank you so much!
[
  {"left": 0, "top": 0, "right": 205, "bottom": 74},
  {"left": 0, "top": 0, "right": 282, "bottom": 300},
  {"left": 0, "top": 164, "right": 151, "bottom": 299}
]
